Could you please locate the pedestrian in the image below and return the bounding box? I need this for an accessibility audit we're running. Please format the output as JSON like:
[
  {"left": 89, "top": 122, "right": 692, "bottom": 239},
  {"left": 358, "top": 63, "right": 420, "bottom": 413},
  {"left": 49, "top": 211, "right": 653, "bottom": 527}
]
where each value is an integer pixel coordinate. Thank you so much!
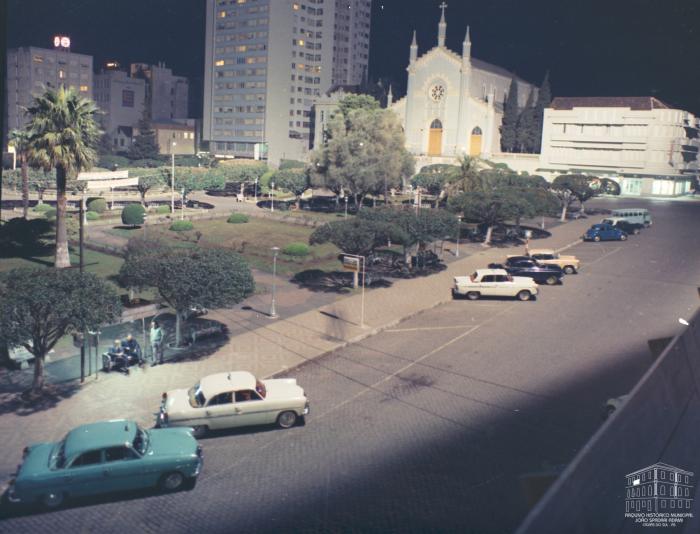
[
  {"left": 150, "top": 320, "right": 164, "bottom": 366},
  {"left": 122, "top": 333, "right": 143, "bottom": 366}
]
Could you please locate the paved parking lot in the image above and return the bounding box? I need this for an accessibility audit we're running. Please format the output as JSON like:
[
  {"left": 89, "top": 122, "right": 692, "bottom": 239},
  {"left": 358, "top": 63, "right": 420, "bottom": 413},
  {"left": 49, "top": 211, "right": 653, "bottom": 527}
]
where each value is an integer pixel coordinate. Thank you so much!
[{"left": 1, "top": 197, "right": 699, "bottom": 533}]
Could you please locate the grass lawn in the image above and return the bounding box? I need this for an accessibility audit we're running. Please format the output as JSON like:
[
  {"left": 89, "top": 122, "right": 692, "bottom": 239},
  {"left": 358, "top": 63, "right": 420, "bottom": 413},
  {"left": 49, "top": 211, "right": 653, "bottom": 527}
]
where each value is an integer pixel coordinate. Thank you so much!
[{"left": 106, "top": 216, "right": 343, "bottom": 276}]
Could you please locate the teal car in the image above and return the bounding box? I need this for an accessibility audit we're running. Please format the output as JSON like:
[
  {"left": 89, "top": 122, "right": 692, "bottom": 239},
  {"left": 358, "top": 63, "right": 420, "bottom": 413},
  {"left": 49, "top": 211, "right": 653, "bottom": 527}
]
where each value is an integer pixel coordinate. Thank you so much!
[{"left": 6, "top": 419, "right": 202, "bottom": 509}]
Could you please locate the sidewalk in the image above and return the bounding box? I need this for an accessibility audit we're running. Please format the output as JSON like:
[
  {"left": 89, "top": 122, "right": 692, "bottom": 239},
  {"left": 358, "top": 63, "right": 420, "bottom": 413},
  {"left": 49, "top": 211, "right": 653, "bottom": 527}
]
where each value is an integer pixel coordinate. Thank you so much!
[{"left": 0, "top": 217, "right": 593, "bottom": 461}]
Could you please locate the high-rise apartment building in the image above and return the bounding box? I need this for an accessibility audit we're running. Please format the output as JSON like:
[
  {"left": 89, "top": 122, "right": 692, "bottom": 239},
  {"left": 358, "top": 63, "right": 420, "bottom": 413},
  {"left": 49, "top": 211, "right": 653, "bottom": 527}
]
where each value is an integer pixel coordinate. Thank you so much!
[
  {"left": 93, "top": 66, "right": 146, "bottom": 151},
  {"left": 4, "top": 44, "right": 93, "bottom": 142},
  {"left": 202, "top": 0, "right": 371, "bottom": 164},
  {"left": 131, "top": 62, "right": 190, "bottom": 121}
]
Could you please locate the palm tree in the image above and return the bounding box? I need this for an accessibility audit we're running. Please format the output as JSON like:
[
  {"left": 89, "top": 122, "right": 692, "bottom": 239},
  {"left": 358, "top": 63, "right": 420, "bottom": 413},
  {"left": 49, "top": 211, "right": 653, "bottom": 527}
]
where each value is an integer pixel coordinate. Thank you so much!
[
  {"left": 7, "top": 129, "right": 33, "bottom": 218},
  {"left": 25, "top": 86, "right": 102, "bottom": 268}
]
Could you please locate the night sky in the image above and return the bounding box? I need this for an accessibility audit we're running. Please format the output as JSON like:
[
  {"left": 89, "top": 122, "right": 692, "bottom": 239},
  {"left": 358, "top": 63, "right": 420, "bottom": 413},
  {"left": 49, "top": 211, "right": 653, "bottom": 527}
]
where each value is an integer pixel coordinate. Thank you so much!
[{"left": 4, "top": 0, "right": 700, "bottom": 114}]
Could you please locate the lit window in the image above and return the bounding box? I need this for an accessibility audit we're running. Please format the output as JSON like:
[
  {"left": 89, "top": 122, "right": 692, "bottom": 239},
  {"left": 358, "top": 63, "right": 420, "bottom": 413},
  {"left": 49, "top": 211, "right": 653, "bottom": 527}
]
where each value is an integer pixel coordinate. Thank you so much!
[
  {"left": 298, "top": 39, "right": 305, "bottom": 46},
  {"left": 219, "top": 10, "right": 226, "bottom": 18},
  {"left": 58, "top": 69, "right": 66, "bottom": 79},
  {"left": 215, "top": 60, "right": 225, "bottom": 66},
  {"left": 33, "top": 55, "right": 44, "bottom": 63},
  {"left": 293, "top": 3, "right": 300, "bottom": 10},
  {"left": 79, "top": 85, "right": 88, "bottom": 92}
]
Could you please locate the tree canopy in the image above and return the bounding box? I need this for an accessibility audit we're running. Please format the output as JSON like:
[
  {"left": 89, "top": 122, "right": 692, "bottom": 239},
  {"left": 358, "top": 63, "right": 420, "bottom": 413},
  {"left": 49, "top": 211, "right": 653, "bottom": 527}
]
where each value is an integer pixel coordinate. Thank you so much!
[
  {"left": 500, "top": 78, "right": 519, "bottom": 152},
  {"left": 272, "top": 168, "right": 309, "bottom": 207},
  {"left": 310, "top": 218, "right": 393, "bottom": 258},
  {"left": 0, "top": 268, "right": 121, "bottom": 390},
  {"left": 128, "top": 114, "right": 160, "bottom": 160}
]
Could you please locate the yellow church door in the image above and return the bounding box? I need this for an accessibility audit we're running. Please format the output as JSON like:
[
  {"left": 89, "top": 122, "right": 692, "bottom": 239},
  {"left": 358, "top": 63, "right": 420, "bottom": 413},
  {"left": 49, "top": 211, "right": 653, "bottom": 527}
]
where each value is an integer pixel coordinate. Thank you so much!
[
  {"left": 469, "top": 126, "right": 482, "bottom": 156},
  {"left": 428, "top": 119, "right": 442, "bottom": 156}
]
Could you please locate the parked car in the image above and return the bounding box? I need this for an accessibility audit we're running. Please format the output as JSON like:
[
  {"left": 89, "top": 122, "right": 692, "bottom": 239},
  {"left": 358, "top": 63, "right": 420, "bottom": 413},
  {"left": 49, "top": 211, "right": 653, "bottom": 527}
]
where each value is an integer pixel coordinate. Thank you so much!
[
  {"left": 452, "top": 268, "right": 538, "bottom": 301},
  {"left": 601, "top": 217, "right": 643, "bottom": 235},
  {"left": 525, "top": 249, "right": 580, "bottom": 274},
  {"left": 157, "top": 371, "right": 310, "bottom": 436},
  {"left": 6, "top": 420, "right": 202, "bottom": 509},
  {"left": 488, "top": 257, "right": 564, "bottom": 285},
  {"left": 583, "top": 223, "right": 627, "bottom": 242}
]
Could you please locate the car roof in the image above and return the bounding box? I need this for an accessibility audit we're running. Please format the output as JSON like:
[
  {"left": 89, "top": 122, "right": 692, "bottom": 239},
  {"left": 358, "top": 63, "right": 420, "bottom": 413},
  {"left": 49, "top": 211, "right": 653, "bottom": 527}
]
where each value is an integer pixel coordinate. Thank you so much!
[
  {"left": 475, "top": 268, "right": 509, "bottom": 276},
  {"left": 528, "top": 249, "right": 555, "bottom": 255},
  {"left": 64, "top": 420, "right": 137, "bottom": 458},
  {"left": 200, "top": 371, "right": 256, "bottom": 397}
]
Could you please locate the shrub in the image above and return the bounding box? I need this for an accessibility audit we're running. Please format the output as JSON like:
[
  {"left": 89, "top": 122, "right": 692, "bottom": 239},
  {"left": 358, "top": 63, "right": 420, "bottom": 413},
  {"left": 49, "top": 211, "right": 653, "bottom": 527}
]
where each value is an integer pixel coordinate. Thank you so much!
[
  {"left": 227, "top": 213, "right": 249, "bottom": 224},
  {"left": 278, "top": 159, "right": 306, "bottom": 170},
  {"left": 156, "top": 205, "right": 171, "bottom": 214},
  {"left": 43, "top": 208, "right": 57, "bottom": 220},
  {"left": 170, "top": 220, "right": 194, "bottom": 232},
  {"left": 282, "top": 242, "right": 310, "bottom": 257},
  {"left": 97, "top": 154, "right": 131, "bottom": 170},
  {"left": 33, "top": 203, "right": 53, "bottom": 212},
  {"left": 86, "top": 211, "right": 100, "bottom": 221},
  {"left": 87, "top": 197, "right": 107, "bottom": 213},
  {"left": 121, "top": 204, "right": 146, "bottom": 226}
]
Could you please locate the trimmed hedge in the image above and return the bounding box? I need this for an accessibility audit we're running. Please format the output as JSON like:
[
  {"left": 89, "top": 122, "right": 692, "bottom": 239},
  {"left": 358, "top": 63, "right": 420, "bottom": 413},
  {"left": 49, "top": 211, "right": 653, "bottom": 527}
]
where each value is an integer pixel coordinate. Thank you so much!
[
  {"left": 86, "top": 211, "right": 100, "bottom": 221},
  {"left": 156, "top": 205, "right": 171, "bottom": 214},
  {"left": 121, "top": 204, "right": 146, "bottom": 226},
  {"left": 43, "top": 208, "right": 57, "bottom": 220},
  {"left": 33, "top": 203, "right": 52, "bottom": 212},
  {"left": 87, "top": 198, "right": 107, "bottom": 213},
  {"left": 282, "top": 242, "right": 310, "bottom": 257},
  {"left": 169, "top": 220, "right": 194, "bottom": 232},
  {"left": 227, "top": 213, "right": 249, "bottom": 224}
]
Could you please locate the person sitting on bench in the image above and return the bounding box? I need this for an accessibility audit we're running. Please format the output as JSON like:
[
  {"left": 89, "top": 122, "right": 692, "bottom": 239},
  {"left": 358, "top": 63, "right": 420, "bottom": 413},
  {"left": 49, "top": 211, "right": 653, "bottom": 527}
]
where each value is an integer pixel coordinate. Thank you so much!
[
  {"left": 122, "top": 334, "right": 143, "bottom": 366},
  {"left": 106, "top": 339, "right": 129, "bottom": 374}
]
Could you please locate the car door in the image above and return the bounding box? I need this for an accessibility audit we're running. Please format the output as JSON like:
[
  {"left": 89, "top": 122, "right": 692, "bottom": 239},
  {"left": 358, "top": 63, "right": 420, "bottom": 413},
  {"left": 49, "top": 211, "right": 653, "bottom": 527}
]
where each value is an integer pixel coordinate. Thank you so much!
[
  {"left": 102, "top": 446, "right": 144, "bottom": 492},
  {"left": 65, "top": 449, "right": 105, "bottom": 497},
  {"left": 233, "top": 389, "right": 270, "bottom": 426},
  {"left": 205, "top": 392, "right": 236, "bottom": 429},
  {"left": 479, "top": 275, "right": 498, "bottom": 296},
  {"left": 493, "top": 274, "right": 513, "bottom": 296}
]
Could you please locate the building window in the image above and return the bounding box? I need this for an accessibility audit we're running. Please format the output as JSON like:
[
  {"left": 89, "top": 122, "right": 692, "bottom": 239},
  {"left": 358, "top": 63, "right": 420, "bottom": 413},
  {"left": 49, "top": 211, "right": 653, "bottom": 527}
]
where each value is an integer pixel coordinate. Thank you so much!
[
  {"left": 58, "top": 69, "right": 66, "bottom": 79},
  {"left": 79, "top": 85, "right": 88, "bottom": 92},
  {"left": 122, "top": 89, "right": 134, "bottom": 107}
]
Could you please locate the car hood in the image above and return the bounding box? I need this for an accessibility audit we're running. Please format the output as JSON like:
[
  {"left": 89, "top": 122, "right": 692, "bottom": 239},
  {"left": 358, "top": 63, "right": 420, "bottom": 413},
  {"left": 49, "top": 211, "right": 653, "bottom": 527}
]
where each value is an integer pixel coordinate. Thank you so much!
[
  {"left": 17, "top": 443, "right": 54, "bottom": 480},
  {"left": 164, "top": 388, "right": 194, "bottom": 416},
  {"left": 148, "top": 428, "right": 198, "bottom": 457},
  {"left": 264, "top": 379, "right": 305, "bottom": 401}
]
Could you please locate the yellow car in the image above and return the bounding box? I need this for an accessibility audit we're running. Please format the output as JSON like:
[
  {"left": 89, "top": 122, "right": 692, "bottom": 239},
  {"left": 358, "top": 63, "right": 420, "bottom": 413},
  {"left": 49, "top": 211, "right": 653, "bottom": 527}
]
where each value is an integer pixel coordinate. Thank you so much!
[{"left": 526, "top": 249, "right": 580, "bottom": 274}]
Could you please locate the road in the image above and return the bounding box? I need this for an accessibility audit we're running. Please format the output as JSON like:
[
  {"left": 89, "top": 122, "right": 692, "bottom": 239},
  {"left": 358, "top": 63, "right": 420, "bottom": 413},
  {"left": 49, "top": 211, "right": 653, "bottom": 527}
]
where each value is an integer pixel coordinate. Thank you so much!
[{"left": 1, "top": 197, "right": 699, "bottom": 533}]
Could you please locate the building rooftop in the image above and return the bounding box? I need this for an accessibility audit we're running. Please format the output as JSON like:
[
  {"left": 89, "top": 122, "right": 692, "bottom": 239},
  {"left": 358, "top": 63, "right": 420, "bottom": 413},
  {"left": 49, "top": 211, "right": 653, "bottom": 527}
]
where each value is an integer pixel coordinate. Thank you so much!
[{"left": 550, "top": 96, "right": 671, "bottom": 111}]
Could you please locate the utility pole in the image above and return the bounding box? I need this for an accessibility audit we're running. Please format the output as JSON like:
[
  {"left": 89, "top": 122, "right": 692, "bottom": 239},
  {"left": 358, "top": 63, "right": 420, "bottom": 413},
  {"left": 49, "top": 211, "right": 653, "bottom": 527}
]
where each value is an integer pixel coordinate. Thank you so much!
[{"left": 79, "top": 200, "right": 86, "bottom": 383}]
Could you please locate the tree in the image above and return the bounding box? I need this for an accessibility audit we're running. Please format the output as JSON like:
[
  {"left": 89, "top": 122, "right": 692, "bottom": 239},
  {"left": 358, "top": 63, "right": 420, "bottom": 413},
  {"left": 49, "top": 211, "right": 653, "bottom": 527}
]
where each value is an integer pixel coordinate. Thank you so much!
[
  {"left": 597, "top": 177, "right": 621, "bottom": 196},
  {"left": 448, "top": 190, "right": 527, "bottom": 245},
  {"left": 551, "top": 174, "right": 594, "bottom": 221},
  {"left": 136, "top": 171, "right": 166, "bottom": 205},
  {"left": 500, "top": 78, "right": 519, "bottom": 152},
  {"left": 0, "top": 268, "right": 121, "bottom": 391},
  {"left": 310, "top": 97, "right": 414, "bottom": 207},
  {"left": 273, "top": 168, "right": 309, "bottom": 208},
  {"left": 533, "top": 71, "right": 552, "bottom": 153},
  {"left": 26, "top": 86, "right": 102, "bottom": 268},
  {"left": 8, "top": 129, "right": 34, "bottom": 218},
  {"left": 128, "top": 113, "right": 160, "bottom": 160},
  {"left": 120, "top": 247, "right": 255, "bottom": 346},
  {"left": 443, "top": 155, "right": 485, "bottom": 197},
  {"left": 411, "top": 164, "right": 459, "bottom": 204},
  {"left": 310, "top": 218, "right": 393, "bottom": 257},
  {"left": 121, "top": 204, "right": 146, "bottom": 227},
  {"left": 336, "top": 94, "right": 381, "bottom": 124},
  {"left": 516, "top": 89, "right": 536, "bottom": 153}
]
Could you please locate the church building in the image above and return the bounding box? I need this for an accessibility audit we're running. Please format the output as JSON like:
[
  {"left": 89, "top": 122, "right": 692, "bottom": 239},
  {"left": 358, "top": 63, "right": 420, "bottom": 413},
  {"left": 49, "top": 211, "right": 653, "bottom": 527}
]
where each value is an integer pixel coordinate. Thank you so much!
[{"left": 389, "top": 5, "right": 538, "bottom": 165}]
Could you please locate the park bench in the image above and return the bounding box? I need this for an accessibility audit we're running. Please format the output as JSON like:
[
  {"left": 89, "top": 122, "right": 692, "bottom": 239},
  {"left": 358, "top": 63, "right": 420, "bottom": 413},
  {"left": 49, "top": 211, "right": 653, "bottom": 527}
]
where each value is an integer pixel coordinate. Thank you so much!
[{"left": 188, "top": 324, "right": 228, "bottom": 345}]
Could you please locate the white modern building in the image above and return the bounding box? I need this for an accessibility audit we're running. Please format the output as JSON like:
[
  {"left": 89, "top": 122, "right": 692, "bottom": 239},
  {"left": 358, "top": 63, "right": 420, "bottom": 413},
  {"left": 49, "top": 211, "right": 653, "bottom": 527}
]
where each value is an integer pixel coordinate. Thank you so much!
[
  {"left": 539, "top": 96, "right": 699, "bottom": 196},
  {"left": 202, "top": 0, "right": 372, "bottom": 165},
  {"left": 389, "top": 8, "right": 537, "bottom": 169},
  {"left": 4, "top": 42, "right": 93, "bottom": 142},
  {"left": 130, "top": 62, "right": 189, "bottom": 121},
  {"left": 93, "top": 67, "right": 146, "bottom": 151}
]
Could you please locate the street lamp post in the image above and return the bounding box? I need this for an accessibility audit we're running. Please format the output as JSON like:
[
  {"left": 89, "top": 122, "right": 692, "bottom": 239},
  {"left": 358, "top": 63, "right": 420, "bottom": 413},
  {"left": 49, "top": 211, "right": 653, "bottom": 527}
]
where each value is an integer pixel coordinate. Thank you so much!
[
  {"left": 456, "top": 215, "right": 462, "bottom": 257},
  {"left": 271, "top": 181, "right": 275, "bottom": 213},
  {"left": 344, "top": 196, "right": 348, "bottom": 219},
  {"left": 170, "top": 142, "right": 176, "bottom": 214},
  {"left": 254, "top": 177, "right": 258, "bottom": 203},
  {"left": 270, "top": 246, "right": 280, "bottom": 318},
  {"left": 180, "top": 188, "right": 185, "bottom": 220}
]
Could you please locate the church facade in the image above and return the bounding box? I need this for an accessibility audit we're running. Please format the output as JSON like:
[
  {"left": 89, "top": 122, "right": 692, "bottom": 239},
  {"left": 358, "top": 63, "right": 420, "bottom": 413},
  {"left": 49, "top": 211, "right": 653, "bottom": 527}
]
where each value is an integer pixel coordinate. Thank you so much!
[{"left": 389, "top": 7, "right": 537, "bottom": 164}]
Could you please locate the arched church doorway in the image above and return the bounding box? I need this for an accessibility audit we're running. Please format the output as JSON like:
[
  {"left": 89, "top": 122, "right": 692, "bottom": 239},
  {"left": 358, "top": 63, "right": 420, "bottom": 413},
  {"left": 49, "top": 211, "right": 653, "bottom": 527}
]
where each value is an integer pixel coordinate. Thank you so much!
[
  {"left": 428, "top": 119, "right": 443, "bottom": 156},
  {"left": 469, "top": 126, "right": 482, "bottom": 156}
]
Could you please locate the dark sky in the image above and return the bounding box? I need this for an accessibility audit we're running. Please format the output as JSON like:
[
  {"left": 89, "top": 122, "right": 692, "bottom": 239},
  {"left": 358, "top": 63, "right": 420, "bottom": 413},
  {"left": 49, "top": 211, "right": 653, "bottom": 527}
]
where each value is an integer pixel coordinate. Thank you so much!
[{"left": 5, "top": 0, "right": 700, "bottom": 114}]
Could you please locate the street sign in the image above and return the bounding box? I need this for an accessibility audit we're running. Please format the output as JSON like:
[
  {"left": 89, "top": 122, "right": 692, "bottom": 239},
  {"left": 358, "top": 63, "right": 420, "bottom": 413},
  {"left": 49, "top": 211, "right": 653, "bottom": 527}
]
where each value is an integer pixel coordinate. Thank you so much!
[
  {"left": 77, "top": 170, "right": 130, "bottom": 180},
  {"left": 342, "top": 255, "right": 360, "bottom": 272}
]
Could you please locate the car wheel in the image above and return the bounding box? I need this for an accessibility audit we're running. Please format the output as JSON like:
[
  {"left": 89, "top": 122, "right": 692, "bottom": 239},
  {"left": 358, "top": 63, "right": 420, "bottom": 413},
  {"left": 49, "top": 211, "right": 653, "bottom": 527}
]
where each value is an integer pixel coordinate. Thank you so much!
[
  {"left": 593, "top": 235, "right": 601, "bottom": 242},
  {"left": 191, "top": 425, "right": 208, "bottom": 438},
  {"left": 41, "top": 491, "right": 65, "bottom": 509},
  {"left": 517, "top": 290, "right": 532, "bottom": 301},
  {"left": 563, "top": 266, "right": 576, "bottom": 275},
  {"left": 545, "top": 275, "right": 558, "bottom": 286},
  {"left": 466, "top": 291, "right": 480, "bottom": 301},
  {"left": 605, "top": 405, "right": 616, "bottom": 419},
  {"left": 277, "top": 410, "right": 298, "bottom": 429},
  {"left": 159, "top": 471, "right": 185, "bottom": 492},
  {"left": 620, "top": 234, "right": 627, "bottom": 241}
]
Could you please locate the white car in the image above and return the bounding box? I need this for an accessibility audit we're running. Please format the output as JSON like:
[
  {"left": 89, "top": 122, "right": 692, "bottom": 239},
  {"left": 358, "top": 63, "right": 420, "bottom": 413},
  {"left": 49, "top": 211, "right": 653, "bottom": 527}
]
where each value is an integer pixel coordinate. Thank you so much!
[
  {"left": 157, "top": 371, "right": 309, "bottom": 437},
  {"left": 453, "top": 268, "right": 538, "bottom": 301}
]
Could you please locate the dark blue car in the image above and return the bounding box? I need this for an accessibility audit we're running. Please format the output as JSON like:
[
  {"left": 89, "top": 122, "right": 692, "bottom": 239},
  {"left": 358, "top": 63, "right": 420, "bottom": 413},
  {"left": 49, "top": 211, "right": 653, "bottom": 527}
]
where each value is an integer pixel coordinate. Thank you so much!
[{"left": 583, "top": 223, "right": 627, "bottom": 242}]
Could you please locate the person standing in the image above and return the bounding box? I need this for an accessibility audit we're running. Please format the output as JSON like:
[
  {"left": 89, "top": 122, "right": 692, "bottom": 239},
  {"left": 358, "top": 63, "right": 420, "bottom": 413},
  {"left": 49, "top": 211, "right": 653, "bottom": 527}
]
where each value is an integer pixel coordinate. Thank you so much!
[{"left": 149, "top": 320, "right": 164, "bottom": 365}]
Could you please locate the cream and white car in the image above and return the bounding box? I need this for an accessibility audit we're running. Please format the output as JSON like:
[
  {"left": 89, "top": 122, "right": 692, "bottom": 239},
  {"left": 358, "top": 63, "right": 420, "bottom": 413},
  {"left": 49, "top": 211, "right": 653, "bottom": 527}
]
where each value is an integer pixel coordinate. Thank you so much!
[
  {"left": 453, "top": 268, "right": 538, "bottom": 301},
  {"left": 157, "top": 371, "right": 309, "bottom": 437},
  {"left": 526, "top": 249, "right": 580, "bottom": 274}
]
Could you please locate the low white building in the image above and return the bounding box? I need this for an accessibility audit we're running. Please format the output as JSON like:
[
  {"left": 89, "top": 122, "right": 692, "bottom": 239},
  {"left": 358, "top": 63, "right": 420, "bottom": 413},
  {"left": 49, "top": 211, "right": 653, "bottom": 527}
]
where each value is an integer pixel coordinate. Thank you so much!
[{"left": 539, "top": 96, "right": 699, "bottom": 196}]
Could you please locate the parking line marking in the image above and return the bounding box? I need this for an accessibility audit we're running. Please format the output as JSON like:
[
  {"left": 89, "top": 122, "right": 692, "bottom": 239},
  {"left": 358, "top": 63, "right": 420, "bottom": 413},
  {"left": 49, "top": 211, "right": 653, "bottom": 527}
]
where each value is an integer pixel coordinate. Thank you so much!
[
  {"left": 578, "top": 247, "right": 622, "bottom": 271},
  {"left": 386, "top": 324, "right": 487, "bottom": 332}
]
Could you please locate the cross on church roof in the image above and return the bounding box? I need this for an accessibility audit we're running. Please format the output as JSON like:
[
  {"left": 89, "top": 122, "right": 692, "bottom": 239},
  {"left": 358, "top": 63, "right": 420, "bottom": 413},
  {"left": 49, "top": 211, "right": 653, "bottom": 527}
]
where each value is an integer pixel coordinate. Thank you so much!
[{"left": 439, "top": 2, "right": 448, "bottom": 18}]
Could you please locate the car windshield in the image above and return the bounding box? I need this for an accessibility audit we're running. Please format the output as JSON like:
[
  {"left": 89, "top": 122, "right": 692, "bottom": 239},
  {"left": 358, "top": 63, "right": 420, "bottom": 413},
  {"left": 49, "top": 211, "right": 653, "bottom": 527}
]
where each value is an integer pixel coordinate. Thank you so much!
[
  {"left": 256, "top": 379, "right": 267, "bottom": 399},
  {"left": 133, "top": 426, "right": 149, "bottom": 455},
  {"left": 52, "top": 439, "right": 67, "bottom": 469},
  {"left": 188, "top": 384, "right": 206, "bottom": 408}
]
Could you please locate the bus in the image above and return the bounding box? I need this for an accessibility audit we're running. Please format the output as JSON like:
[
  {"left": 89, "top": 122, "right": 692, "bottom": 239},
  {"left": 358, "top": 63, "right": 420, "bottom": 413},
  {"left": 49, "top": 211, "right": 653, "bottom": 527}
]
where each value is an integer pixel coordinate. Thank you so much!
[{"left": 610, "top": 208, "right": 652, "bottom": 227}]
